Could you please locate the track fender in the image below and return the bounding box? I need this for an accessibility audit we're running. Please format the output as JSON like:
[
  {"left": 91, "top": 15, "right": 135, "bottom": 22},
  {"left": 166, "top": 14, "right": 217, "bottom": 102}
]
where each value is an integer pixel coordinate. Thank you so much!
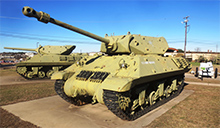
[
  {"left": 101, "top": 77, "right": 133, "bottom": 92},
  {"left": 51, "top": 71, "right": 66, "bottom": 80},
  {"left": 51, "top": 71, "right": 75, "bottom": 80}
]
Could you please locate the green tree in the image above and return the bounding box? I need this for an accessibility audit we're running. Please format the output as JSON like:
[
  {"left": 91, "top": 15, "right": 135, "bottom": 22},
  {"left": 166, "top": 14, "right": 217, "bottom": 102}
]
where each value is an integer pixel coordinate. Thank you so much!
[
  {"left": 197, "top": 56, "right": 207, "bottom": 62},
  {"left": 177, "top": 49, "right": 184, "bottom": 53}
]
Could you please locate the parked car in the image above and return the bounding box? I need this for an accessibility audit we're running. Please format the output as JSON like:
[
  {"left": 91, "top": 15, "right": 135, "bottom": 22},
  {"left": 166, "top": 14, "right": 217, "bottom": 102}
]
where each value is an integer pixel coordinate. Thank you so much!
[{"left": 195, "top": 62, "right": 218, "bottom": 79}]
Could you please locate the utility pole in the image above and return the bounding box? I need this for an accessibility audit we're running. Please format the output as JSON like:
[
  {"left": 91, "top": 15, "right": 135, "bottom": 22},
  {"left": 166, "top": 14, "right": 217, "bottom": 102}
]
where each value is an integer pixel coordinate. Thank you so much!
[
  {"left": 182, "top": 16, "right": 190, "bottom": 58},
  {"left": 37, "top": 42, "right": 39, "bottom": 48}
]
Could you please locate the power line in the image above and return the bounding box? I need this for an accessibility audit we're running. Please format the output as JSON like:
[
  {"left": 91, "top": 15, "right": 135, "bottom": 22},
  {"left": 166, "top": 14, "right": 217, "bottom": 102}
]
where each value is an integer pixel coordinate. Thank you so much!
[
  {"left": 183, "top": 38, "right": 220, "bottom": 43},
  {"left": 0, "top": 30, "right": 85, "bottom": 40},
  {"left": 2, "top": 31, "right": 219, "bottom": 44},
  {"left": 0, "top": 15, "right": 168, "bottom": 23},
  {"left": 0, "top": 33, "right": 100, "bottom": 44},
  {"left": 1, "top": 32, "right": 218, "bottom": 46},
  {"left": 0, "top": 16, "right": 35, "bottom": 21},
  {"left": 168, "top": 41, "right": 218, "bottom": 45}
]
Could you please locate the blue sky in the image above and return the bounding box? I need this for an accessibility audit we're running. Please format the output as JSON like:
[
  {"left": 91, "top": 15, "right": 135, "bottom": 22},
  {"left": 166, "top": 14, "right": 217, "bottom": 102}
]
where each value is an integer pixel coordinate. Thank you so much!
[{"left": 0, "top": 0, "right": 219, "bottom": 53}]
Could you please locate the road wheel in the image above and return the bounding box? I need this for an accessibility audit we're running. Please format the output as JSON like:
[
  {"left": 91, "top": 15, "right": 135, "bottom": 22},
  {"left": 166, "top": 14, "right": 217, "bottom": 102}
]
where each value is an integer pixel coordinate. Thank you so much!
[
  {"left": 38, "top": 71, "right": 45, "bottom": 79},
  {"left": 16, "top": 66, "right": 27, "bottom": 75},
  {"left": 149, "top": 91, "right": 156, "bottom": 105},
  {"left": 46, "top": 70, "right": 54, "bottom": 78},
  {"left": 26, "top": 71, "right": 33, "bottom": 79}
]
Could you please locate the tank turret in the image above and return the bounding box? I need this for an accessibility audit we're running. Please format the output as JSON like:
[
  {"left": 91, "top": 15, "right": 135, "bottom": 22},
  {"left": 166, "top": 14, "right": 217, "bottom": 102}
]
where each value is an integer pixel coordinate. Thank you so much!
[
  {"left": 22, "top": 6, "right": 191, "bottom": 120},
  {"left": 4, "top": 45, "right": 76, "bottom": 55},
  {"left": 3, "top": 44, "right": 84, "bottom": 79},
  {"left": 22, "top": 6, "right": 168, "bottom": 55}
]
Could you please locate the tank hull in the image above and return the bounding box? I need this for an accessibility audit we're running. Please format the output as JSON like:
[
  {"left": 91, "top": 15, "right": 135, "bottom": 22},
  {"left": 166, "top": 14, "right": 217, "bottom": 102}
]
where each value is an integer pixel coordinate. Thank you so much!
[
  {"left": 52, "top": 54, "right": 191, "bottom": 120},
  {"left": 16, "top": 54, "right": 84, "bottom": 79},
  {"left": 22, "top": 6, "right": 191, "bottom": 120}
]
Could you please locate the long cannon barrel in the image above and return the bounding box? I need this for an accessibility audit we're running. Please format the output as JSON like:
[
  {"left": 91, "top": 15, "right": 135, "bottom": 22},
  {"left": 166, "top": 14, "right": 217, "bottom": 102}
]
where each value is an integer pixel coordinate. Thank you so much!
[
  {"left": 22, "top": 6, "right": 110, "bottom": 44},
  {"left": 5, "top": 45, "right": 76, "bottom": 55},
  {"left": 4, "top": 47, "right": 36, "bottom": 51}
]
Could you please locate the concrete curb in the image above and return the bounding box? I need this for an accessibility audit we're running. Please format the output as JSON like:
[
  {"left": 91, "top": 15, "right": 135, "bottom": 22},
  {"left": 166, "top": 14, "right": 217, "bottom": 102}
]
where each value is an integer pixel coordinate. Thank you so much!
[
  {"left": 2, "top": 89, "right": 194, "bottom": 128},
  {"left": 185, "top": 81, "right": 220, "bottom": 87}
]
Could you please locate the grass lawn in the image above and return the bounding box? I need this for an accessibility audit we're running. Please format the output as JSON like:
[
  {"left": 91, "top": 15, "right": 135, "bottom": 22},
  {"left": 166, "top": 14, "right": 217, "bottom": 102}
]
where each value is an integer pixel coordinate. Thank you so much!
[
  {"left": 0, "top": 67, "right": 219, "bottom": 127},
  {"left": 146, "top": 84, "right": 220, "bottom": 127},
  {"left": 0, "top": 82, "right": 56, "bottom": 106},
  {"left": 189, "top": 62, "right": 200, "bottom": 66},
  {"left": 0, "top": 81, "right": 56, "bottom": 128},
  {"left": 0, "top": 67, "right": 17, "bottom": 76},
  {"left": 190, "top": 62, "right": 220, "bottom": 66}
]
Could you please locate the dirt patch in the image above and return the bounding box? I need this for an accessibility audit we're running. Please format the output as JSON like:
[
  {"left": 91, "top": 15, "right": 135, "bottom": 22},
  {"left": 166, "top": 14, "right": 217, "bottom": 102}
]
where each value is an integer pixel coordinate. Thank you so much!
[
  {"left": 0, "top": 107, "right": 39, "bottom": 128},
  {"left": 0, "top": 82, "right": 56, "bottom": 127},
  {"left": 0, "top": 67, "right": 57, "bottom": 127},
  {"left": 0, "top": 67, "right": 54, "bottom": 86},
  {"left": 0, "top": 66, "right": 17, "bottom": 76}
]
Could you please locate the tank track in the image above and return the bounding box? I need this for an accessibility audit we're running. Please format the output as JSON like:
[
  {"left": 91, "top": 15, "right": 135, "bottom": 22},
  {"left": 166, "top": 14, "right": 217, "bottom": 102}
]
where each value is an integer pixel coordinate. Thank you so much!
[
  {"left": 16, "top": 71, "right": 50, "bottom": 80},
  {"left": 103, "top": 79, "right": 185, "bottom": 121},
  {"left": 54, "top": 80, "right": 78, "bottom": 105},
  {"left": 16, "top": 65, "right": 69, "bottom": 80},
  {"left": 55, "top": 80, "right": 92, "bottom": 106},
  {"left": 16, "top": 66, "right": 49, "bottom": 80},
  {"left": 18, "top": 74, "right": 50, "bottom": 80}
]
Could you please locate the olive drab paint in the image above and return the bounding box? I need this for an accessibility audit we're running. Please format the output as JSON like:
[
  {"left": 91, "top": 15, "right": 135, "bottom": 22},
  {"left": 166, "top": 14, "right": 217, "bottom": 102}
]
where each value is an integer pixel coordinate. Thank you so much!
[
  {"left": 4, "top": 45, "right": 87, "bottom": 79},
  {"left": 22, "top": 6, "right": 192, "bottom": 120}
]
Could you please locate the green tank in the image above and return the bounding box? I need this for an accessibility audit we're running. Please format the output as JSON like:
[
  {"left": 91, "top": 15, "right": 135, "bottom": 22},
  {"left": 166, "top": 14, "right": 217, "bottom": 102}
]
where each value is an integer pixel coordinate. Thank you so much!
[
  {"left": 23, "top": 6, "right": 191, "bottom": 120},
  {"left": 4, "top": 45, "right": 86, "bottom": 79}
]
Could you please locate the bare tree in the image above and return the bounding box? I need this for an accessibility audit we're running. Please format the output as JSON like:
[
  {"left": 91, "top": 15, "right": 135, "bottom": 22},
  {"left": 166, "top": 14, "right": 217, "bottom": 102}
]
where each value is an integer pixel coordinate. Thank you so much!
[{"left": 195, "top": 47, "right": 201, "bottom": 52}]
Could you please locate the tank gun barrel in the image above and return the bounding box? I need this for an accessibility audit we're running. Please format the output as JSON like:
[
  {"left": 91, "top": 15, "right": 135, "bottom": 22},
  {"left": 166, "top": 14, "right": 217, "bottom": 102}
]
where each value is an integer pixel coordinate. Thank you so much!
[
  {"left": 22, "top": 6, "right": 110, "bottom": 44},
  {"left": 4, "top": 47, "right": 36, "bottom": 51}
]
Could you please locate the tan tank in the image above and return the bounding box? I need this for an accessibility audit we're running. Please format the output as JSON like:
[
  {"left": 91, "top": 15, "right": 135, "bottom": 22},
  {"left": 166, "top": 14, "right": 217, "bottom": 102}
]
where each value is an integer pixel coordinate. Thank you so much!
[
  {"left": 22, "top": 6, "right": 191, "bottom": 120},
  {"left": 4, "top": 45, "right": 86, "bottom": 79}
]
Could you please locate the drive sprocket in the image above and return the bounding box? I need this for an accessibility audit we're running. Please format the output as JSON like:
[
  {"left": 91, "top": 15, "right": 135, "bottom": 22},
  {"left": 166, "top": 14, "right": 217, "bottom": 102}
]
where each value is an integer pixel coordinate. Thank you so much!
[{"left": 103, "top": 77, "right": 185, "bottom": 120}]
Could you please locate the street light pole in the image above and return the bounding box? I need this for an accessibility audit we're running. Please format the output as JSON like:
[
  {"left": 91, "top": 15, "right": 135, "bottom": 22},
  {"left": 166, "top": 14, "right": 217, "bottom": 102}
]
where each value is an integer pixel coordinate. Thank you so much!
[{"left": 182, "top": 16, "right": 190, "bottom": 58}]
